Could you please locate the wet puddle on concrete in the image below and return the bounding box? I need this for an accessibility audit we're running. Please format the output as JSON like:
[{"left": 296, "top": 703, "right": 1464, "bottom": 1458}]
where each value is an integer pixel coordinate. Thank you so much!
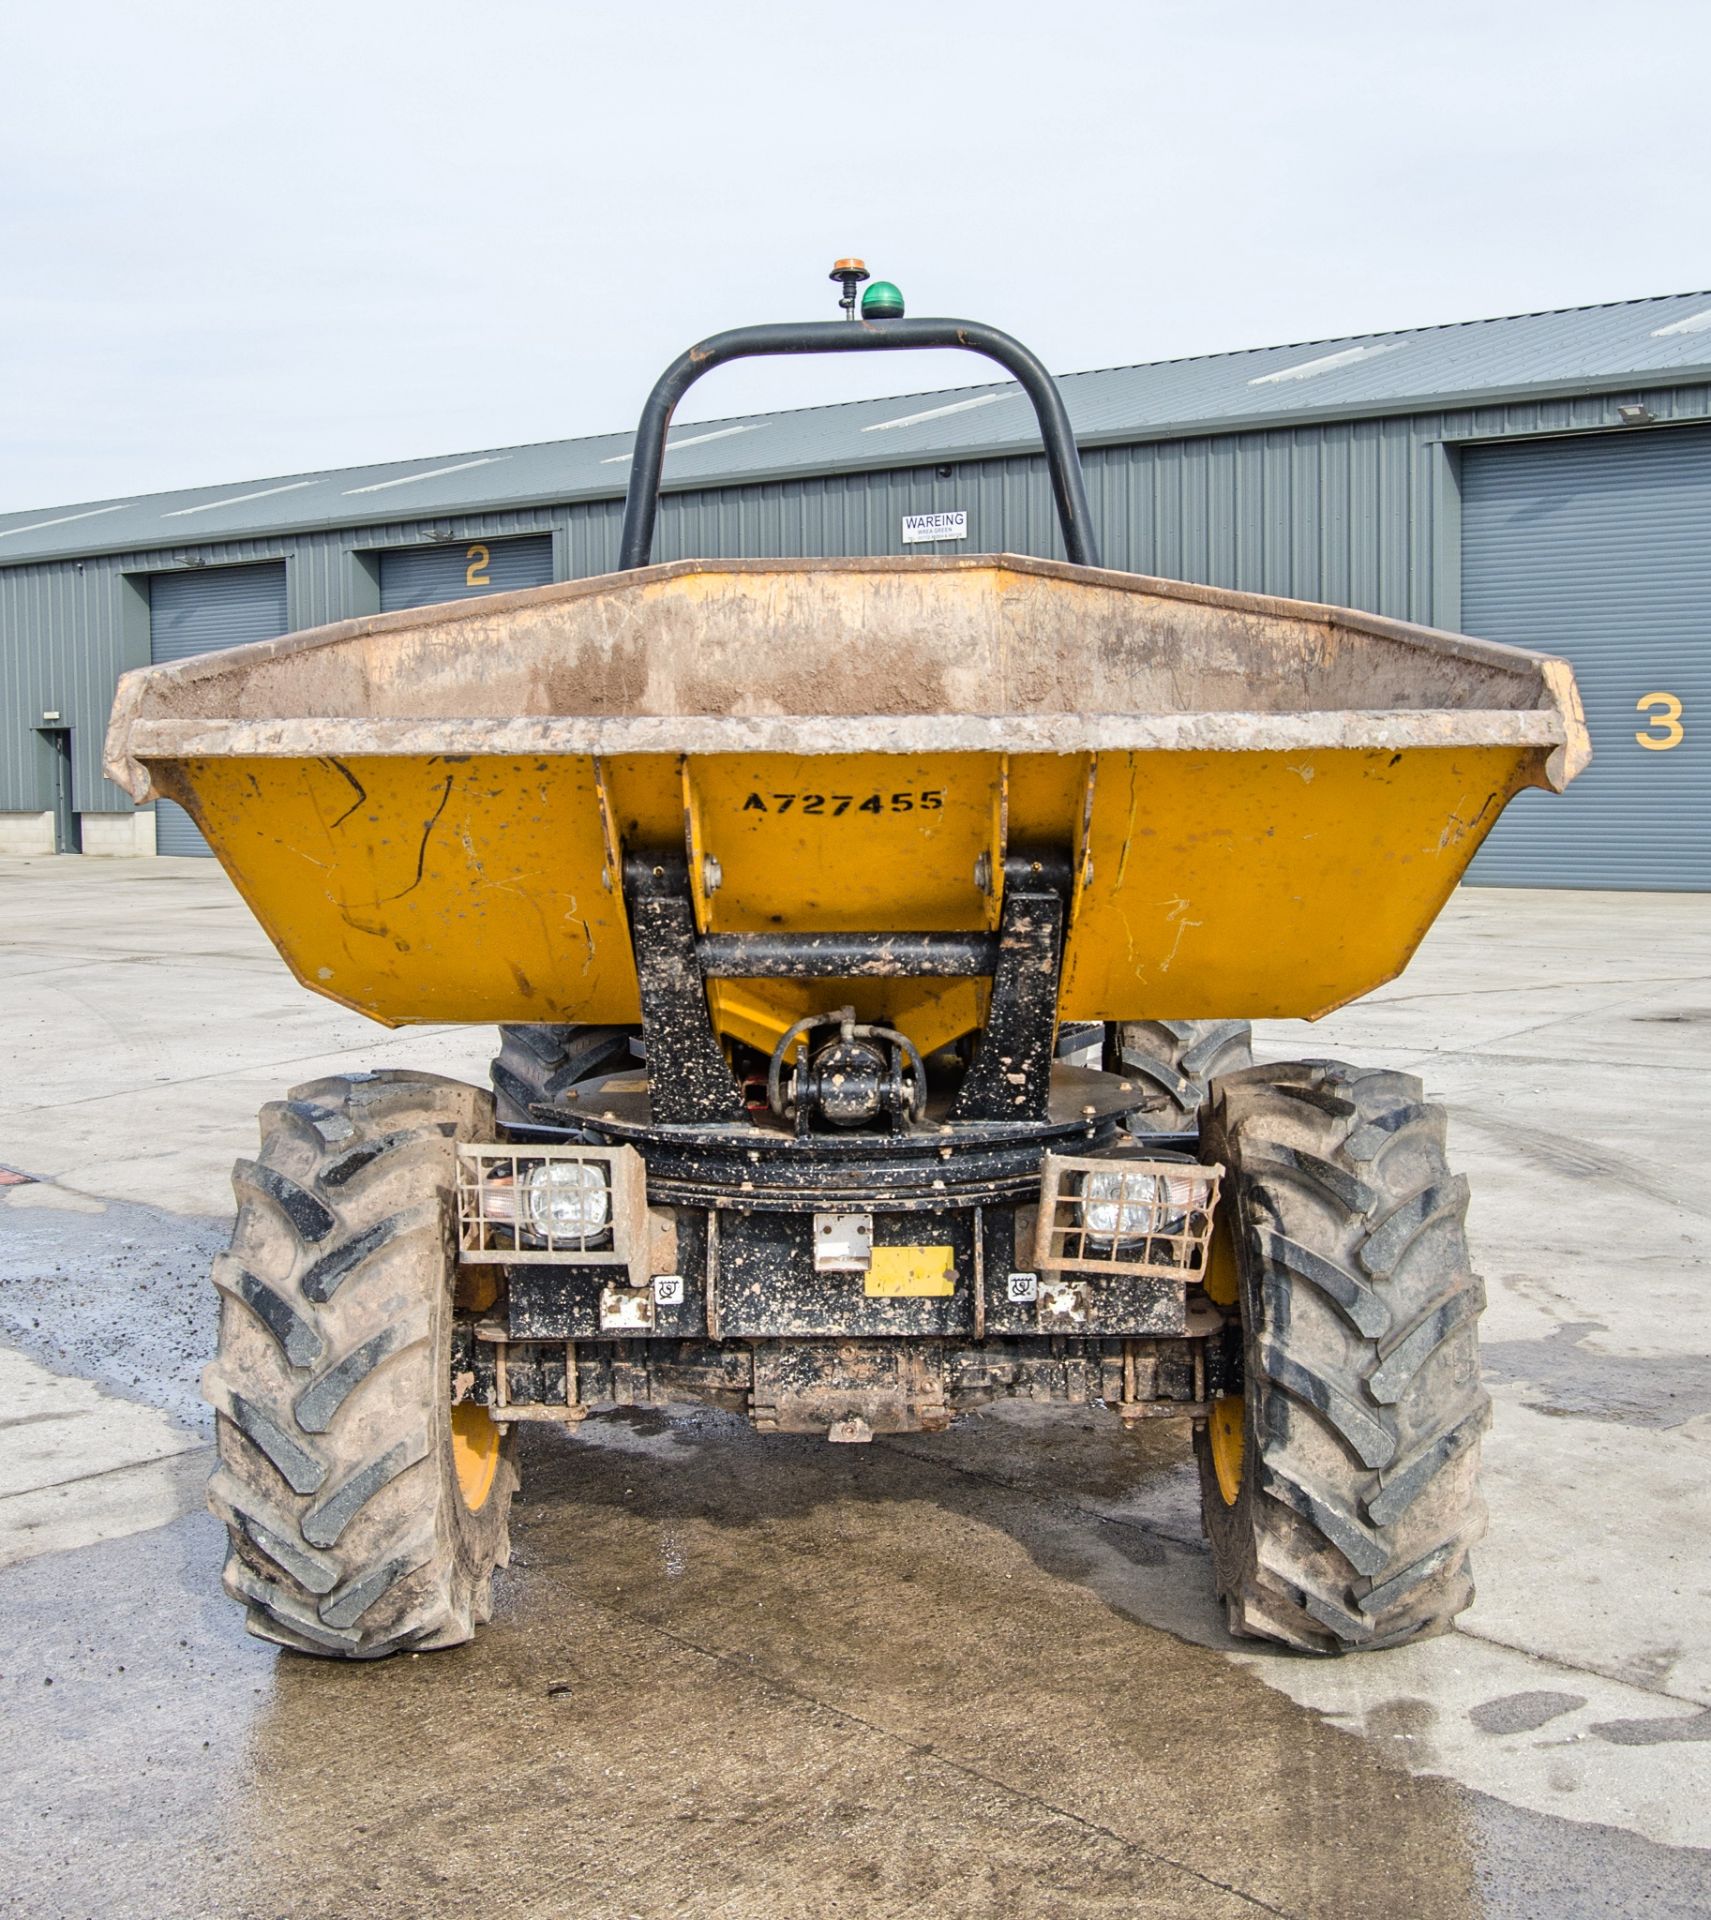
[
  {"left": 0, "top": 1409, "right": 1510, "bottom": 1920},
  {"left": 3, "top": 1332, "right": 1708, "bottom": 1919}
]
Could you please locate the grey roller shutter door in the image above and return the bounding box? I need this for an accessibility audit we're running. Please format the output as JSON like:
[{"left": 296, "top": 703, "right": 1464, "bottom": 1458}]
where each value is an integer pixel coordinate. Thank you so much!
[
  {"left": 1462, "top": 425, "right": 1709, "bottom": 890},
  {"left": 148, "top": 562, "right": 288, "bottom": 856},
  {"left": 378, "top": 534, "right": 553, "bottom": 612}
]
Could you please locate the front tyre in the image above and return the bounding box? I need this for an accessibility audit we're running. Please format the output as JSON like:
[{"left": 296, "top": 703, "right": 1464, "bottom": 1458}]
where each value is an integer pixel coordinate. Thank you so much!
[
  {"left": 203, "top": 1070, "right": 516, "bottom": 1659},
  {"left": 1195, "top": 1061, "right": 1488, "bottom": 1652}
]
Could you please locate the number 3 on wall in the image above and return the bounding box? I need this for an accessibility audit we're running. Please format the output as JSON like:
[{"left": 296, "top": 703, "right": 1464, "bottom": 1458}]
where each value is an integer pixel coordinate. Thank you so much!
[
  {"left": 465, "top": 543, "right": 491, "bottom": 587},
  {"left": 1635, "top": 692, "right": 1684, "bottom": 751}
]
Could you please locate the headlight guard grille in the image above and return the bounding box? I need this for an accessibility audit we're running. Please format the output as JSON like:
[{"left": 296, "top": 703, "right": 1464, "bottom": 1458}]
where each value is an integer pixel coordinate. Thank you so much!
[
  {"left": 1033, "top": 1152, "right": 1223, "bottom": 1281},
  {"left": 456, "top": 1141, "right": 648, "bottom": 1285}
]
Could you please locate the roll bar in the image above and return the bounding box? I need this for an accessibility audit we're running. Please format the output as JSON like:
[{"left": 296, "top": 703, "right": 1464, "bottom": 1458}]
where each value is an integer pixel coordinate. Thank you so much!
[{"left": 617, "top": 317, "right": 1099, "bottom": 571}]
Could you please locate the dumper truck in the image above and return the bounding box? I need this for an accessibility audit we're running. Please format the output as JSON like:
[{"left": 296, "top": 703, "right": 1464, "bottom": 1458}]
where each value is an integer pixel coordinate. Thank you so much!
[{"left": 105, "top": 280, "right": 1589, "bottom": 1661}]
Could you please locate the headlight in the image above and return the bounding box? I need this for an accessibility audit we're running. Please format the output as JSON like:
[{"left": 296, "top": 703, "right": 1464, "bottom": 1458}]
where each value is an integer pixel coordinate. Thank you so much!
[
  {"left": 523, "top": 1160, "right": 610, "bottom": 1241},
  {"left": 457, "top": 1142, "right": 644, "bottom": 1268},
  {"left": 1081, "top": 1165, "right": 1200, "bottom": 1243}
]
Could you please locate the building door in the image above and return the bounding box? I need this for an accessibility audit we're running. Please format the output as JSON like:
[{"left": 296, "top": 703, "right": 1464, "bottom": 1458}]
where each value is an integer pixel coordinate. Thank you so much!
[
  {"left": 38, "top": 727, "right": 79, "bottom": 852},
  {"left": 148, "top": 562, "right": 289, "bottom": 856},
  {"left": 377, "top": 534, "right": 554, "bottom": 612},
  {"left": 1462, "top": 424, "right": 1710, "bottom": 890}
]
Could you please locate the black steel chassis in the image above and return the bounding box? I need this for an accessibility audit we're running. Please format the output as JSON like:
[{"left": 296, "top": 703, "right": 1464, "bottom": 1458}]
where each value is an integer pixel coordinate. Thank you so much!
[
  {"left": 453, "top": 851, "right": 1242, "bottom": 1436},
  {"left": 451, "top": 1330, "right": 1242, "bottom": 1437}
]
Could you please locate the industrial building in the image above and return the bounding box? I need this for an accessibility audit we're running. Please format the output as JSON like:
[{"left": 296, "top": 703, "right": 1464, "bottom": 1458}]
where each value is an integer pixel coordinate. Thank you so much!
[{"left": 2, "top": 291, "right": 1706, "bottom": 888}]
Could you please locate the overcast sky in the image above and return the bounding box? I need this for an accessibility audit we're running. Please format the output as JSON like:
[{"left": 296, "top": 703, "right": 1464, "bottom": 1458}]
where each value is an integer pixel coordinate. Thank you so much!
[{"left": 5, "top": 0, "right": 1709, "bottom": 513}]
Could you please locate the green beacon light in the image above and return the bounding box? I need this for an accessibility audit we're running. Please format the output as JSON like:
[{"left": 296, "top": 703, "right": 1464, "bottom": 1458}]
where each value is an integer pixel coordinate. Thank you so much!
[{"left": 861, "top": 280, "right": 906, "bottom": 322}]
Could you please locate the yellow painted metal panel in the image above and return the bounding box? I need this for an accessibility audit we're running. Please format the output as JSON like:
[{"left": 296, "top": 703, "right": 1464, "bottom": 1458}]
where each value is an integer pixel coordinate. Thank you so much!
[
  {"left": 600, "top": 754, "right": 688, "bottom": 851},
  {"left": 154, "top": 737, "right": 1548, "bottom": 1034},
  {"left": 687, "top": 753, "right": 1001, "bottom": 1058},
  {"left": 1059, "top": 744, "right": 1546, "bottom": 1021},
  {"left": 686, "top": 753, "right": 999, "bottom": 930},
  {"left": 706, "top": 975, "right": 989, "bottom": 1064},
  {"left": 157, "top": 754, "right": 641, "bottom": 1025},
  {"left": 1006, "top": 752, "right": 1091, "bottom": 852},
  {"left": 864, "top": 1245, "right": 957, "bottom": 1297}
]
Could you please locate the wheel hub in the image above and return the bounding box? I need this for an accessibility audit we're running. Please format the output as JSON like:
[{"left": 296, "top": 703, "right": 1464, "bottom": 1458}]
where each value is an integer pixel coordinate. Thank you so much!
[{"left": 451, "top": 1404, "right": 501, "bottom": 1511}]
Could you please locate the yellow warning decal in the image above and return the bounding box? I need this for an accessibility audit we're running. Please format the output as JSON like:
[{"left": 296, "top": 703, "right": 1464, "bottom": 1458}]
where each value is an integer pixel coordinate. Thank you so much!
[{"left": 864, "top": 1245, "right": 956, "bottom": 1297}]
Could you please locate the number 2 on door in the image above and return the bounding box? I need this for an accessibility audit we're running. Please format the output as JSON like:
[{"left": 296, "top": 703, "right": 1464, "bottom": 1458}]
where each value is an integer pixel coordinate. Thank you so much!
[{"left": 465, "top": 543, "right": 491, "bottom": 587}]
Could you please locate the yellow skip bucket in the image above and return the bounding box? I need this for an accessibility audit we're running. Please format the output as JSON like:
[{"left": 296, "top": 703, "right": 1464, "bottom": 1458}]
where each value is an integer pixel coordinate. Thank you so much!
[{"left": 105, "top": 554, "right": 1587, "bottom": 1052}]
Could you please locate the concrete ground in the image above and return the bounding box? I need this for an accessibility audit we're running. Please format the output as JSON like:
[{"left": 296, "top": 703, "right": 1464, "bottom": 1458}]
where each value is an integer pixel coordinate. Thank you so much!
[{"left": 0, "top": 854, "right": 1707, "bottom": 1919}]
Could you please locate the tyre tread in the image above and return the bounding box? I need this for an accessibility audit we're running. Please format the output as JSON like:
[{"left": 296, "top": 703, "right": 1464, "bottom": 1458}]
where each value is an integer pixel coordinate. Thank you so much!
[
  {"left": 1111, "top": 1018, "right": 1254, "bottom": 1131},
  {"left": 490, "top": 1023, "right": 639, "bottom": 1128},
  {"left": 207, "top": 1070, "right": 514, "bottom": 1660},
  {"left": 1198, "top": 1058, "right": 1488, "bottom": 1653}
]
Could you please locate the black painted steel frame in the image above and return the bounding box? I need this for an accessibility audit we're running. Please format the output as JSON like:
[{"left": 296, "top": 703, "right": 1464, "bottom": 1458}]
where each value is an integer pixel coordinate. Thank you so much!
[{"left": 617, "top": 317, "right": 1100, "bottom": 571}]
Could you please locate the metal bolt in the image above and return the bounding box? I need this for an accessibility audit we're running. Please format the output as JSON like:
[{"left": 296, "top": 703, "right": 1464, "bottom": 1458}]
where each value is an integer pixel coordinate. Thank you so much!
[
  {"left": 972, "top": 851, "right": 992, "bottom": 893},
  {"left": 702, "top": 854, "right": 723, "bottom": 895}
]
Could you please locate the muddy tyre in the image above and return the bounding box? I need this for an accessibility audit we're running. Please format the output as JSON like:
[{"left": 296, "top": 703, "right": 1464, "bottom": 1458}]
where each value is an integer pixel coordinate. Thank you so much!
[
  {"left": 204, "top": 1070, "right": 515, "bottom": 1659},
  {"left": 1112, "top": 1018, "right": 1253, "bottom": 1131},
  {"left": 1195, "top": 1060, "right": 1488, "bottom": 1652},
  {"left": 491, "top": 1023, "right": 638, "bottom": 1129}
]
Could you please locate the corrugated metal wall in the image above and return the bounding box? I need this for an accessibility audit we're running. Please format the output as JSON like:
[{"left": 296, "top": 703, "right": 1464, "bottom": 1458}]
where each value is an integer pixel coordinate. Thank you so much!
[
  {"left": 626, "top": 424, "right": 1439, "bottom": 621},
  {"left": 3, "top": 380, "right": 1708, "bottom": 822},
  {"left": 0, "top": 559, "right": 136, "bottom": 817},
  {"left": 0, "top": 509, "right": 560, "bottom": 814},
  {"left": 639, "top": 380, "right": 1711, "bottom": 632}
]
